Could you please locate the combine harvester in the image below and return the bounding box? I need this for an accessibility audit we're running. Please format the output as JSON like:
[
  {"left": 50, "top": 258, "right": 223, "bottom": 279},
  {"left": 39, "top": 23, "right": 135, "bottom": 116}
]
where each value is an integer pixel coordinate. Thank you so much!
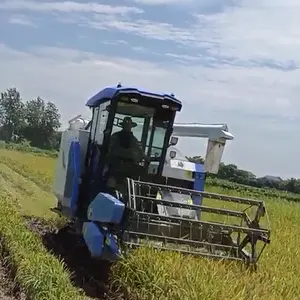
[{"left": 52, "top": 84, "right": 270, "bottom": 267}]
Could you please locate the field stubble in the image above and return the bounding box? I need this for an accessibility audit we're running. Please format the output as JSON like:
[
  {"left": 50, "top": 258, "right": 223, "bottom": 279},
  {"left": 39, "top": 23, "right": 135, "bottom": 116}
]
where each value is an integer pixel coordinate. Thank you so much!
[{"left": 0, "top": 149, "right": 300, "bottom": 299}]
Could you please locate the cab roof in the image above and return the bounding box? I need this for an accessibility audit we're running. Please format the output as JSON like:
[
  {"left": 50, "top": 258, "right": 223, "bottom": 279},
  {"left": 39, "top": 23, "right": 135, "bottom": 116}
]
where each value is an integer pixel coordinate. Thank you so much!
[{"left": 85, "top": 85, "right": 182, "bottom": 111}]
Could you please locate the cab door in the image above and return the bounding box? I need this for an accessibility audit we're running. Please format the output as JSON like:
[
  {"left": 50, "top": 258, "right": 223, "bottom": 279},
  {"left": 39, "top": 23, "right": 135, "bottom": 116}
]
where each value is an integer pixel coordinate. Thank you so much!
[{"left": 78, "top": 101, "right": 112, "bottom": 212}]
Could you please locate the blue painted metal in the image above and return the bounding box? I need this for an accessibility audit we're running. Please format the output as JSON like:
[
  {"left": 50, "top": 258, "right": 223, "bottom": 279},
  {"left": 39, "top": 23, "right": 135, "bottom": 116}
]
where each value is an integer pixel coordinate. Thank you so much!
[
  {"left": 87, "top": 193, "right": 125, "bottom": 223},
  {"left": 192, "top": 163, "right": 206, "bottom": 218},
  {"left": 82, "top": 222, "right": 105, "bottom": 257},
  {"left": 62, "top": 141, "right": 81, "bottom": 217},
  {"left": 82, "top": 221, "right": 121, "bottom": 260},
  {"left": 101, "top": 232, "right": 121, "bottom": 261},
  {"left": 85, "top": 86, "right": 182, "bottom": 109}
]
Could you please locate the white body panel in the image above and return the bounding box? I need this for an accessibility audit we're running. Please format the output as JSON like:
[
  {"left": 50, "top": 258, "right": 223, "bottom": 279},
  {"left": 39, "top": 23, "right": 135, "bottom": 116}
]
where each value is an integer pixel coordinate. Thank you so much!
[
  {"left": 148, "top": 147, "right": 196, "bottom": 181},
  {"left": 162, "top": 158, "right": 196, "bottom": 181},
  {"left": 53, "top": 127, "right": 89, "bottom": 205},
  {"left": 53, "top": 102, "right": 110, "bottom": 206},
  {"left": 156, "top": 191, "right": 196, "bottom": 219}
]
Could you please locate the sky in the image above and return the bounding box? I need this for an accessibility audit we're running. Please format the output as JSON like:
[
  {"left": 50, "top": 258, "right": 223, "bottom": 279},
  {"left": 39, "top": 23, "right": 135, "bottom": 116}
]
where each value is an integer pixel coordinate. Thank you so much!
[{"left": 0, "top": 0, "right": 299, "bottom": 179}]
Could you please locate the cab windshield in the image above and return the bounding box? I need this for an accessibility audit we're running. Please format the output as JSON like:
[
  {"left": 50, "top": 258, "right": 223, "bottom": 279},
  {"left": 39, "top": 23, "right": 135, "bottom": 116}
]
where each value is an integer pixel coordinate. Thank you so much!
[{"left": 111, "top": 100, "right": 171, "bottom": 164}]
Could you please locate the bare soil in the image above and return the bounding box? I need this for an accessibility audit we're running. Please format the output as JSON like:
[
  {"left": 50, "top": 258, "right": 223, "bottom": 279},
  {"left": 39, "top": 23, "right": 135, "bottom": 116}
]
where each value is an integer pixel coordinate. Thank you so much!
[
  {"left": 23, "top": 216, "right": 124, "bottom": 300},
  {"left": 0, "top": 251, "right": 26, "bottom": 300}
]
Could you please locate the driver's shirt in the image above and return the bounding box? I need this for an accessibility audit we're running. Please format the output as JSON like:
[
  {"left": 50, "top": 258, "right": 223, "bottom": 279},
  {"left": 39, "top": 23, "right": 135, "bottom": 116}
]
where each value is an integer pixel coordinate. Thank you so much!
[{"left": 108, "top": 130, "right": 144, "bottom": 164}]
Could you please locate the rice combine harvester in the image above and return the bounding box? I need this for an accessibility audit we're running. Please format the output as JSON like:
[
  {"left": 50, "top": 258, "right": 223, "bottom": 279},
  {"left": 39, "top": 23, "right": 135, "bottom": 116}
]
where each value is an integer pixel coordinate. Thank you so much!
[{"left": 52, "top": 84, "right": 270, "bottom": 267}]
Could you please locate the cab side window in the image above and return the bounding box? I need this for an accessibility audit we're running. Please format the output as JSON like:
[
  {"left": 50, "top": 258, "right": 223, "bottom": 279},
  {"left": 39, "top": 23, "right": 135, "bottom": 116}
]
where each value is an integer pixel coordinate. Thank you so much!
[
  {"left": 95, "top": 101, "right": 110, "bottom": 144},
  {"left": 90, "top": 107, "right": 99, "bottom": 141},
  {"left": 89, "top": 101, "right": 110, "bottom": 145}
]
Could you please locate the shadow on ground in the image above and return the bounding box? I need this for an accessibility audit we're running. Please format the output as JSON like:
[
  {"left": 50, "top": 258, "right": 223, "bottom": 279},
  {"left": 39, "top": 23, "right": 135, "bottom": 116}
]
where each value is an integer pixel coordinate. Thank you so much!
[{"left": 23, "top": 216, "right": 123, "bottom": 300}]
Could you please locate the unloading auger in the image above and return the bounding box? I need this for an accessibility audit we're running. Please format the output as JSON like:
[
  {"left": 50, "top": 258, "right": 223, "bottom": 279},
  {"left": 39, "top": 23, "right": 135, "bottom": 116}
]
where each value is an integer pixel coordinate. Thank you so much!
[{"left": 51, "top": 84, "right": 270, "bottom": 267}]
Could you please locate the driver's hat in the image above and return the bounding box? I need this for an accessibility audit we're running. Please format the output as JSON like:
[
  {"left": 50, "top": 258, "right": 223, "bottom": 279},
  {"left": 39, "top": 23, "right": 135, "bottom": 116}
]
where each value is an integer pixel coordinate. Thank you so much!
[{"left": 120, "top": 116, "right": 137, "bottom": 128}]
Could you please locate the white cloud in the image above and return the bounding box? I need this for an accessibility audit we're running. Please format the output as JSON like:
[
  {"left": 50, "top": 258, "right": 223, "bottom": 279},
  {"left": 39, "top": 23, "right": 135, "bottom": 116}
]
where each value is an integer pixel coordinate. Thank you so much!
[
  {"left": 0, "top": 0, "right": 143, "bottom": 15},
  {"left": 0, "top": 44, "right": 300, "bottom": 178},
  {"left": 86, "top": 15, "right": 191, "bottom": 43},
  {"left": 131, "top": 0, "right": 191, "bottom": 4},
  {"left": 192, "top": 1, "right": 300, "bottom": 63},
  {"left": 2, "top": 0, "right": 299, "bottom": 67},
  {"left": 8, "top": 14, "right": 36, "bottom": 27},
  {"left": 1, "top": 44, "right": 297, "bottom": 120},
  {"left": 25, "top": 0, "right": 296, "bottom": 72},
  {"left": 101, "top": 40, "right": 129, "bottom": 46}
]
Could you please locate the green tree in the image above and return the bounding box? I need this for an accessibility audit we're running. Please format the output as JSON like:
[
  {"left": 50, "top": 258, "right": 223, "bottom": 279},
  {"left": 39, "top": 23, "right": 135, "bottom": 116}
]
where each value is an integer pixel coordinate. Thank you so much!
[
  {"left": 218, "top": 163, "right": 238, "bottom": 181},
  {"left": 186, "top": 156, "right": 204, "bottom": 164},
  {"left": 22, "top": 97, "right": 61, "bottom": 149},
  {"left": 52, "top": 130, "right": 63, "bottom": 150},
  {"left": 0, "top": 88, "right": 25, "bottom": 141},
  {"left": 285, "top": 178, "right": 297, "bottom": 193}
]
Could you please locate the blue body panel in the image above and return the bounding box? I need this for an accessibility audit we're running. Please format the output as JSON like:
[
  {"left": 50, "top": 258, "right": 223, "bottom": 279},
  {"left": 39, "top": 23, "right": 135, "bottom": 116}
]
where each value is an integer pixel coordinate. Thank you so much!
[
  {"left": 192, "top": 163, "right": 206, "bottom": 218},
  {"left": 82, "top": 222, "right": 104, "bottom": 257},
  {"left": 85, "top": 86, "right": 182, "bottom": 110},
  {"left": 101, "top": 232, "right": 120, "bottom": 261},
  {"left": 82, "top": 222, "right": 121, "bottom": 260},
  {"left": 87, "top": 193, "right": 125, "bottom": 223},
  {"left": 61, "top": 141, "right": 81, "bottom": 217}
]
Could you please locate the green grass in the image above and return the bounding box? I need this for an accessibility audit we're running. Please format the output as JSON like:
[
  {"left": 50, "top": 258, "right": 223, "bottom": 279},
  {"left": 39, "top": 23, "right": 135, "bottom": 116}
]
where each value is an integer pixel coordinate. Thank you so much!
[
  {"left": 0, "top": 141, "right": 58, "bottom": 158},
  {"left": 0, "top": 163, "right": 55, "bottom": 217},
  {"left": 0, "top": 148, "right": 300, "bottom": 299},
  {"left": 0, "top": 189, "right": 85, "bottom": 299}
]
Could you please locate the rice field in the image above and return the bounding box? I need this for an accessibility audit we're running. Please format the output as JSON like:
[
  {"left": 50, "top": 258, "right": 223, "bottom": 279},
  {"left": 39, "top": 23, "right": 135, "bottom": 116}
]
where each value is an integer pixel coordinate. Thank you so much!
[{"left": 0, "top": 148, "right": 299, "bottom": 300}]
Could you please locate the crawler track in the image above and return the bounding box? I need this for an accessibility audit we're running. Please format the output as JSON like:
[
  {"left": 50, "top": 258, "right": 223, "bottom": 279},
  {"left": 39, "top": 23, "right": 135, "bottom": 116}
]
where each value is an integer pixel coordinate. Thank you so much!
[{"left": 23, "top": 216, "right": 124, "bottom": 300}]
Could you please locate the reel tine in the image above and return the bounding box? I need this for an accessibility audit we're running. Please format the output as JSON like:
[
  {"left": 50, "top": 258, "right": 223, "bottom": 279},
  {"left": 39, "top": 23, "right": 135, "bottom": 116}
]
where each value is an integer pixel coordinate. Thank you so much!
[{"left": 123, "top": 178, "right": 270, "bottom": 265}]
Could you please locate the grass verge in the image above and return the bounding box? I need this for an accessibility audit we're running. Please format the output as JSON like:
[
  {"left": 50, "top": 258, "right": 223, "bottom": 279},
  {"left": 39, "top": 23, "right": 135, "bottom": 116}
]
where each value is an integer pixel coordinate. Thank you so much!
[
  {"left": 0, "top": 141, "right": 58, "bottom": 158},
  {"left": 0, "top": 190, "right": 85, "bottom": 300}
]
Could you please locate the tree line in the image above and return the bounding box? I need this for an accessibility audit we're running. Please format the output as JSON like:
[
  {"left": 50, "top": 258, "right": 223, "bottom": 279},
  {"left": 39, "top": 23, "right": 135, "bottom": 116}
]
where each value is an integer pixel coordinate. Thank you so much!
[
  {"left": 0, "top": 88, "right": 61, "bottom": 150},
  {"left": 187, "top": 156, "right": 300, "bottom": 194},
  {"left": 1, "top": 87, "right": 299, "bottom": 194}
]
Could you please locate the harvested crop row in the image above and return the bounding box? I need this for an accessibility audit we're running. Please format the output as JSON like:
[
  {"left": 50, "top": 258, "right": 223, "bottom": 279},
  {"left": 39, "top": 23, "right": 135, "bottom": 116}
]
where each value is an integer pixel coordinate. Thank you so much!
[
  {"left": 0, "top": 150, "right": 54, "bottom": 192},
  {"left": 0, "top": 162, "right": 55, "bottom": 218},
  {"left": 0, "top": 188, "right": 86, "bottom": 300}
]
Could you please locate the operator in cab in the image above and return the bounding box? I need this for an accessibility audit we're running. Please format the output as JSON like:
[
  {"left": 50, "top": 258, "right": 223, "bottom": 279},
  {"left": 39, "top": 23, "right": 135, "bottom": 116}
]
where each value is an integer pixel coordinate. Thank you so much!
[
  {"left": 106, "top": 116, "right": 148, "bottom": 194},
  {"left": 108, "top": 116, "right": 147, "bottom": 164}
]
